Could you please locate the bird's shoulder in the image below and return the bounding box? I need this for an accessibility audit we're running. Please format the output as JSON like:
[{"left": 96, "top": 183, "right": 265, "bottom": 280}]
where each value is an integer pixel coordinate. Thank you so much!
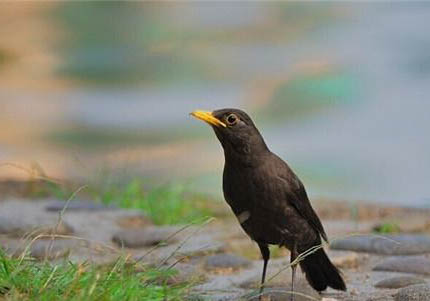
[
  {"left": 264, "top": 153, "right": 302, "bottom": 187},
  {"left": 255, "top": 152, "right": 328, "bottom": 242}
]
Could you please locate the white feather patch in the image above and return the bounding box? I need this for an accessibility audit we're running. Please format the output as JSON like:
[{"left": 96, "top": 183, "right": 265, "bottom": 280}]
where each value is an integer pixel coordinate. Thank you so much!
[{"left": 237, "top": 211, "right": 251, "bottom": 224}]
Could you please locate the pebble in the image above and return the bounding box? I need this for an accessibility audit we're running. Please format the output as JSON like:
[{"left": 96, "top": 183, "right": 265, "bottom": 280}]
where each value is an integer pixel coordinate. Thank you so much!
[
  {"left": 374, "top": 276, "right": 426, "bottom": 289},
  {"left": 330, "top": 234, "right": 430, "bottom": 255},
  {"left": 112, "top": 227, "right": 177, "bottom": 248},
  {"left": 373, "top": 256, "right": 430, "bottom": 275},
  {"left": 204, "top": 254, "right": 251, "bottom": 271},
  {"left": 394, "top": 284, "right": 430, "bottom": 301},
  {"left": 45, "top": 200, "right": 117, "bottom": 212}
]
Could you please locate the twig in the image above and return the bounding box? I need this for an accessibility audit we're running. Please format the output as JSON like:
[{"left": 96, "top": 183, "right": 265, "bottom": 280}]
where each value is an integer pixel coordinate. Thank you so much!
[
  {"left": 17, "top": 233, "right": 122, "bottom": 267},
  {"left": 135, "top": 216, "right": 215, "bottom": 263},
  {"left": 46, "top": 185, "right": 88, "bottom": 261},
  {"left": 157, "top": 217, "right": 215, "bottom": 268}
]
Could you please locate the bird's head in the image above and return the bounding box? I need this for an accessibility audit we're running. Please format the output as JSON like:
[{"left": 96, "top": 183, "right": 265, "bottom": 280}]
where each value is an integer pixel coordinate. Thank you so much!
[{"left": 190, "top": 108, "right": 268, "bottom": 164}]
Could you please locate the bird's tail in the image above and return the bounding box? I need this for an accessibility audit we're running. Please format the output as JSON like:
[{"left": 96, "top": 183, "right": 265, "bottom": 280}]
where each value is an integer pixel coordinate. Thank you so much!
[{"left": 299, "top": 247, "right": 346, "bottom": 292}]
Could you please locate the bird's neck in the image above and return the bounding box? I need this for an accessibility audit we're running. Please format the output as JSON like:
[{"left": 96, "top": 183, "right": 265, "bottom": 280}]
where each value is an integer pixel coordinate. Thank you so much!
[{"left": 223, "top": 136, "right": 270, "bottom": 168}]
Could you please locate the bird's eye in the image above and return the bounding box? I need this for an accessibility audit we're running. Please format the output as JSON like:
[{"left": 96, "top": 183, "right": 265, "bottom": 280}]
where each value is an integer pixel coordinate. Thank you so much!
[{"left": 226, "top": 114, "right": 238, "bottom": 126}]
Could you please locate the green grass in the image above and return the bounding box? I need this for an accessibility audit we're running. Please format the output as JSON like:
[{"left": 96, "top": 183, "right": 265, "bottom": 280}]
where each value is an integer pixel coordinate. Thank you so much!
[
  {"left": 96, "top": 180, "right": 213, "bottom": 225},
  {"left": 0, "top": 250, "right": 190, "bottom": 301}
]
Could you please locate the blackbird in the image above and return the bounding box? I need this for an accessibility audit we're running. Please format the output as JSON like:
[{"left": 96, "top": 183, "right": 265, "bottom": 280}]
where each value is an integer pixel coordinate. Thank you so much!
[{"left": 190, "top": 108, "right": 346, "bottom": 300}]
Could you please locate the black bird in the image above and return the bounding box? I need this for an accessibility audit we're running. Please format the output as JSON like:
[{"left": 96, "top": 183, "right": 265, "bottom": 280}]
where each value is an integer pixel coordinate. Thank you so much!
[{"left": 190, "top": 108, "right": 346, "bottom": 300}]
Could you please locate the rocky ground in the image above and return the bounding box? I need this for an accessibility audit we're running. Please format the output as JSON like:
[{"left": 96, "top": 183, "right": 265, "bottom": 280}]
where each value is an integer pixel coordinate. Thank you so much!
[{"left": 0, "top": 198, "right": 429, "bottom": 301}]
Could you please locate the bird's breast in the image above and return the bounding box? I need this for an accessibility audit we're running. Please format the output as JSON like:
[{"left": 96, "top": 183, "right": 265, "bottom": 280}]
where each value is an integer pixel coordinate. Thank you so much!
[{"left": 222, "top": 165, "right": 254, "bottom": 214}]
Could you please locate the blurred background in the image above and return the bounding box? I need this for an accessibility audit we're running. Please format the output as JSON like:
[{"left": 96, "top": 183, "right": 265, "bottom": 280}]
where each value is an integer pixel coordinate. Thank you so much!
[{"left": 1, "top": 2, "right": 429, "bottom": 208}]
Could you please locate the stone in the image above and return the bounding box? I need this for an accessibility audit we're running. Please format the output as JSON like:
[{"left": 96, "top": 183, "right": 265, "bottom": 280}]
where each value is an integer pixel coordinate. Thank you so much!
[
  {"left": 330, "top": 251, "right": 360, "bottom": 269},
  {"left": 373, "top": 256, "right": 430, "bottom": 275},
  {"left": 0, "top": 200, "right": 74, "bottom": 238},
  {"left": 204, "top": 254, "right": 251, "bottom": 271},
  {"left": 0, "top": 216, "right": 73, "bottom": 238},
  {"left": 239, "top": 276, "right": 287, "bottom": 290},
  {"left": 330, "top": 235, "right": 430, "bottom": 255},
  {"left": 366, "top": 297, "right": 394, "bottom": 301},
  {"left": 30, "top": 239, "right": 74, "bottom": 260},
  {"left": 161, "top": 234, "right": 226, "bottom": 257},
  {"left": 177, "top": 240, "right": 225, "bottom": 257},
  {"left": 0, "top": 239, "right": 24, "bottom": 257},
  {"left": 164, "top": 263, "right": 206, "bottom": 286},
  {"left": 112, "top": 227, "right": 177, "bottom": 248},
  {"left": 185, "top": 296, "right": 205, "bottom": 301},
  {"left": 394, "top": 284, "right": 430, "bottom": 301},
  {"left": 135, "top": 232, "right": 226, "bottom": 264},
  {"left": 374, "top": 276, "right": 426, "bottom": 289},
  {"left": 116, "top": 215, "right": 153, "bottom": 228},
  {"left": 45, "top": 200, "right": 117, "bottom": 212},
  {"left": 238, "top": 266, "right": 313, "bottom": 293},
  {"left": 55, "top": 207, "right": 151, "bottom": 244},
  {"left": 246, "top": 282, "right": 321, "bottom": 301}
]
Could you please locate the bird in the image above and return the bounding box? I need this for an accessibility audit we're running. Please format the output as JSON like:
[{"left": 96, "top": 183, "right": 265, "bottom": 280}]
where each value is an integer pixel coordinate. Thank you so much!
[{"left": 190, "top": 108, "right": 346, "bottom": 301}]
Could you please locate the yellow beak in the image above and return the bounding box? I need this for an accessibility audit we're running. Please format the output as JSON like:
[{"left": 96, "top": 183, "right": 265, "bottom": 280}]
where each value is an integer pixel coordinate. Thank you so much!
[{"left": 190, "top": 110, "right": 227, "bottom": 128}]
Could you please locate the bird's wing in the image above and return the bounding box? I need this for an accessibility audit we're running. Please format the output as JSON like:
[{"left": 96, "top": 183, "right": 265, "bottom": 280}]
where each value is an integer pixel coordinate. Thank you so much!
[{"left": 271, "top": 156, "right": 328, "bottom": 242}]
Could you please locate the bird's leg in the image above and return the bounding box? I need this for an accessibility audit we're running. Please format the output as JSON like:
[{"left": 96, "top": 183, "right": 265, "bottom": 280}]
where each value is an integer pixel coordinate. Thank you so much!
[
  {"left": 290, "top": 244, "right": 298, "bottom": 301},
  {"left": 257, "top": 243, "right": 270, "bottom": 299}
]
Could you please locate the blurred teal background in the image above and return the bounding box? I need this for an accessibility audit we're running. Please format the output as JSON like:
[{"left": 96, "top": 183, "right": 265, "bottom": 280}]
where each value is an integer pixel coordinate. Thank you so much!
[{"left": 0, "top": 2, "right": 429, "bottom": 207}]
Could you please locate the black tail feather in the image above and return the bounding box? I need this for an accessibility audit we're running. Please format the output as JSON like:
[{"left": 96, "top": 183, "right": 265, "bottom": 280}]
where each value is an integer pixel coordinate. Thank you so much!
[{"left": 299, "top": 248, "right": 346, "bottom": 292}]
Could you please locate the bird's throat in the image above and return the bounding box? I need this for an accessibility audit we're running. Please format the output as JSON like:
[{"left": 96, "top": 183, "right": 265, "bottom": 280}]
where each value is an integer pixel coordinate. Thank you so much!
[{"left": 223, "top": 140, "right": 270, "bottom": 168}]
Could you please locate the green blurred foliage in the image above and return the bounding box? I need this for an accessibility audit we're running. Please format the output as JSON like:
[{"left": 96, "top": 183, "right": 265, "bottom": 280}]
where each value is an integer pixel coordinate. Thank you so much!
[
  {"left": 53, "top": 2, "right": 207, "bottom": 84},
  {"left": 45, "top": 126, "right": 209, "bottom": 149},
  {"left": 373, "top": 222, "right": 401, "bottom": 234},
  {"left": 260, "top": 71, "right": 358, "bottom": 122}
]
